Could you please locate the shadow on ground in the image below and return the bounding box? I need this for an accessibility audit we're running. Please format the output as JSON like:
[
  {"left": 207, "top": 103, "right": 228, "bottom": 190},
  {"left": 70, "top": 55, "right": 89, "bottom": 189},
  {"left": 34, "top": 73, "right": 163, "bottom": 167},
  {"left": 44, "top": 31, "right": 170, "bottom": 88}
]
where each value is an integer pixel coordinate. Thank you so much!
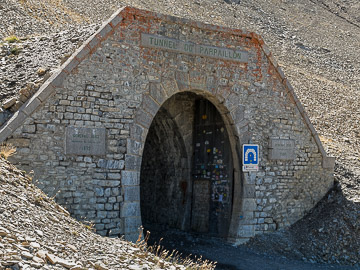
[{"left": 144, "top": 225, "right": 357, "bottom": 270}]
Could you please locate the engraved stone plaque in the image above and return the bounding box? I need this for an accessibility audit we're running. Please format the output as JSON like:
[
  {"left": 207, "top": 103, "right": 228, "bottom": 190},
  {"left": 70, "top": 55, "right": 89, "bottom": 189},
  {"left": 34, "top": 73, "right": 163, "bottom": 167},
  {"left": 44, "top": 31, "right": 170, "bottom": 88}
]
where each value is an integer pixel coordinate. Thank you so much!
[
  {"left": 269, "top": 139, "right": 295, "bottom": 160},
  {"left": 141, "top": 33, "right": 249, "bottom": 63},
  {"left": 65, "top": 126, "right": 106, "bottom": 155}
]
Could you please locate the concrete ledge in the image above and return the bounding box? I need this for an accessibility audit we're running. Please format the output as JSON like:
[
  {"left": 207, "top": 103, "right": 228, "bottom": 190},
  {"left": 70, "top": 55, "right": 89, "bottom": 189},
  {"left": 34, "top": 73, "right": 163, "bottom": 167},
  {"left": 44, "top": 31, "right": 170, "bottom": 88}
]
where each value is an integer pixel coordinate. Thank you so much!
[
  {"left": 62, "top": 56, "right": 80, "bottom": 74},
  {"left": 0, "top": 111, "right": 28, "bottom": 143},
  {"left": 22, "top": 96, "right": 41, "bottom": 116},
  {"left": 96, "top": 23, "right": 114, "bottom": 41},
  {"left": 50, "top": 70, "right": 68, "bottom": 88},
  {"left": 107, "top": 7, "right": 126, "bottom": 29},
  {"left": 37, "top": 81, "right": 55, "bottom": 102},
  {"left": 74, "top": 45, "right": 91, "bottom": 62},
  {"left": 0, "top": 125, "right": 14, "bottom": 143},
  {"left": 323, "top": 156, "right": 336, "bottom": 169}
]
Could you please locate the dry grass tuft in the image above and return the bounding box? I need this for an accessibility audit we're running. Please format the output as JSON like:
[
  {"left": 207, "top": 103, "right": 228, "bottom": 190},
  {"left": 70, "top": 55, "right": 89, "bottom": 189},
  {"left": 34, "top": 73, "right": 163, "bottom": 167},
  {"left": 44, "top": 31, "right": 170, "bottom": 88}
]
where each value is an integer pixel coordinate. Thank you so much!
[
  {"left": 135, "top": 226, "right": 216, "bottom": 269},
  {"left": 0, "top": 144, "right": 16, "bottom": 159}
]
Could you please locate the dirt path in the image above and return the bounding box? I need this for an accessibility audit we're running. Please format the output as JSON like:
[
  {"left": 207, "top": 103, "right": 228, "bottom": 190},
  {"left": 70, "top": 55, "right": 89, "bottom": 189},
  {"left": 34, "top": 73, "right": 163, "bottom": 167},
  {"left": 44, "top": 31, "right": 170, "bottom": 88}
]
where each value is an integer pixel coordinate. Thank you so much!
[{"left": 145, "top": 228, "right": 357, "bottom": 270}]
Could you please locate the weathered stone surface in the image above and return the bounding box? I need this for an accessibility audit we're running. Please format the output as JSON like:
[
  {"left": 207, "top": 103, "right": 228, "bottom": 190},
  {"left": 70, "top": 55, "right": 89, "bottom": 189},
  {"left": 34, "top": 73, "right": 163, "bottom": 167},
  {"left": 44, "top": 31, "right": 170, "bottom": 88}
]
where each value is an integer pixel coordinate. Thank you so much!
[
  {"left": 1, "top": 7, "right": 333, "bottom": 241},
  {"left": 65, "top": 126, "right": 106, "bottom": 155},
  {"left": 269, "top": 139, "right": 295, "bottom": 160},
  {"left": 121, "top": 171, "right": 140, "bottom": 186},
  {"left": 2, "top": 97, "right": 17, "bottom": 109}
]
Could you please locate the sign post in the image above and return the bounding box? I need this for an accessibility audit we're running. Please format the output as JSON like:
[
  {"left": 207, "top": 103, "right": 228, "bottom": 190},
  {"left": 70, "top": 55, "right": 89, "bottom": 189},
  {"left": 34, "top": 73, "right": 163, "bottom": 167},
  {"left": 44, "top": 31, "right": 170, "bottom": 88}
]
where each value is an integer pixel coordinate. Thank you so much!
[{"left": 242, "top": 144, "right": 259, "bottom": 172}]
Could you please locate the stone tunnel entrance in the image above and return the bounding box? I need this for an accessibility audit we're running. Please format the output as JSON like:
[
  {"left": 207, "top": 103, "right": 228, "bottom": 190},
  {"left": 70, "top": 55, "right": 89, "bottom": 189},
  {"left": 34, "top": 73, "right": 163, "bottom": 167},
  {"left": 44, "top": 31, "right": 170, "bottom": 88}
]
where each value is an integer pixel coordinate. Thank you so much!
[{"left": 140, "top": 92, "right": 234, "bottom": 238}]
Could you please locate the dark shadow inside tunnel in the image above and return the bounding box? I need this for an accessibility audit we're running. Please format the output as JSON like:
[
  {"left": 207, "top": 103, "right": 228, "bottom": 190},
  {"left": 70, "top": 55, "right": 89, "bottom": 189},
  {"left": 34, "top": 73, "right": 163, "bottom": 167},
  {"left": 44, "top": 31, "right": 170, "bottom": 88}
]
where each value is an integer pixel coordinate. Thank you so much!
[{"left": 140, "top": 92, "right": 234, "bottom": 238}]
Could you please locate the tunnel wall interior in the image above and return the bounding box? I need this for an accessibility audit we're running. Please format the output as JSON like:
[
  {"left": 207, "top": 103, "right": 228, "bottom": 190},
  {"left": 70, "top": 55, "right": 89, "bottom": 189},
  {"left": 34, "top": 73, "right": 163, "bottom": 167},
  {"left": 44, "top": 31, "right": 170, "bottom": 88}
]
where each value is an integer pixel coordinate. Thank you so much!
[{"left": 140, "top": 108, "right": 190, "bottom": 230}]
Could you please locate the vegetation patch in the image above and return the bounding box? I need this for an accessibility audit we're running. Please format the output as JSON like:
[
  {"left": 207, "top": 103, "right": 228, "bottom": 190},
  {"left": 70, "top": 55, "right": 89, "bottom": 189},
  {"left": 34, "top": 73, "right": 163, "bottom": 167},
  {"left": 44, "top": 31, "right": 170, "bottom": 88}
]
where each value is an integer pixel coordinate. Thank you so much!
[
  {"left": 0, "top": 144, "right": 16, "bottom": 159},
  {"left": 4, "top": 35, "right": 20, "bottom": 43}
]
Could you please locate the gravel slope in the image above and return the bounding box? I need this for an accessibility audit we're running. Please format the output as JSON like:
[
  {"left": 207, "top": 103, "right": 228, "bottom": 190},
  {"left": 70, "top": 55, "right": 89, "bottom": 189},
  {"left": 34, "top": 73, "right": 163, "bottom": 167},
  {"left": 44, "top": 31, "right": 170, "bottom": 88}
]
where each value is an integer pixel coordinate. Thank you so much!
[
  {"left": 0, "top": 157, "right": 214, "bottom": 269},
  {"left": 0, "top": 0, "right": 359, "bottom": 267}
]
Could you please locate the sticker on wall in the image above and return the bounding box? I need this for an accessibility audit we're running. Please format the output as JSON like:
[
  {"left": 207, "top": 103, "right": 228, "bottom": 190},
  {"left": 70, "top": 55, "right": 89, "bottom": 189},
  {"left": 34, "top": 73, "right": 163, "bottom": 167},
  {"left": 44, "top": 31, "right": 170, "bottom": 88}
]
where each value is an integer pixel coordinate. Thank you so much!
[{"left": 242, "top": 144, "right": 259, "bottom": 171}]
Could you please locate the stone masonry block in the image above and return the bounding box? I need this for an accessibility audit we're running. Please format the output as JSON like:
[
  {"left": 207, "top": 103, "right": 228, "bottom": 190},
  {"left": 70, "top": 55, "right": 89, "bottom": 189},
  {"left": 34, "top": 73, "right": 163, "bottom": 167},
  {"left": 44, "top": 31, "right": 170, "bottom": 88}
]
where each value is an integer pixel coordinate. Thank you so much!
[
  {"left": 135, "top": 110, "right": 153, "bottom": 129},
  {"left": 230, "top": 105, "right": 245, "bottom": 124},
  {"left": 97, "top": 159, "right": 124, "bottom": 170},
  {"left": 121, "top": 171, "right": 140, "bottom": 186},
  {"left": 130, "top": 124, "right": 148, "bottom": 142},
  {"left": 124, "top": 233, "right": 140, "bottom": 243},
  {"left": 124, "top": 216, "right": 142, "bottom": 234},
  {"left": 96, "top": 180, "right": 120, "bottom": 187},
  {"left": 121, "top": 202, "right": 140, "bottom": 217},
  {"left": 125, "top": 154, "right": 142, "bottom": 171},
  {"left": 237, "top": 225, "right": 255, "bottom": 238},
  {"left": 109, "top": 228, "right": 122, "bottom": 236},
  {"left": 124, "top": 186, "right": 140, "bottom": 201},
  {"left": 149, "top": 83, "right": 166, "bottom": 105},
  {"left": 242, "top": 198, "right": 256, "bottom": 212},
  {"left": 243, "top": 185, "right": 255, "bottom": 199},
  {"left": 127, "top": 139, "right": 143, "bottom": 156},
  {"left": 161, "top": 79, "right": 179, "bottom": 98},
  {"left": 142, "top": 94, "right": 160, "bottom": 117}
]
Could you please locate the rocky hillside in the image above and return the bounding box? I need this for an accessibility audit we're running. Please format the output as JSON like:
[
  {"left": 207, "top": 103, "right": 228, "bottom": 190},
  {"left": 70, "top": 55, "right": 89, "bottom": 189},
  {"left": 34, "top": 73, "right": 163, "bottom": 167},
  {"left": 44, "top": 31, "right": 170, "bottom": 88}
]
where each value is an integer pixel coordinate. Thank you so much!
[
  {"left": 0, "top": 156, "right": 215, "bottom": 269},
  {"left": 0, "top": 0, "right": 359, "bottom": 267},
  {"left": 1, "top": 0, "right": 359, "bottom": 166}
]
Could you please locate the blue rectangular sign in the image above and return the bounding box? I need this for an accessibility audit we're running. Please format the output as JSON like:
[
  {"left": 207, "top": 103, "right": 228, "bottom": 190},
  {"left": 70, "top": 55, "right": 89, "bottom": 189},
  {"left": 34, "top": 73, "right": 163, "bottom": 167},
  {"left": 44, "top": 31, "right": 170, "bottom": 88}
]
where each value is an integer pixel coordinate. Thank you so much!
[{"left": 243, "top": 144, "right": 259, "bottom": 171}]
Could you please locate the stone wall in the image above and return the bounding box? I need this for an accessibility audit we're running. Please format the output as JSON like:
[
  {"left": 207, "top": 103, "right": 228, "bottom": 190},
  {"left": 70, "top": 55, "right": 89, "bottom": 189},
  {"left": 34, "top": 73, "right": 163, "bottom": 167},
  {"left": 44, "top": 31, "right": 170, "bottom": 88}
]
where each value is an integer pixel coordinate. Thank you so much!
[{"left": 0, "top": 6, "right": 334, "bottom": 243}]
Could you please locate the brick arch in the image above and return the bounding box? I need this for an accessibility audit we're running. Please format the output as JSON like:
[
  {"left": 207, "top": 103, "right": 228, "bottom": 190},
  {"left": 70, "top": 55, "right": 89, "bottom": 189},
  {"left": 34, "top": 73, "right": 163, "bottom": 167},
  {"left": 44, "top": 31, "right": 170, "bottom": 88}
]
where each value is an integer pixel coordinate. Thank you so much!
[{"left": 124, "top": 84, "right": 250, "bottom": 241}]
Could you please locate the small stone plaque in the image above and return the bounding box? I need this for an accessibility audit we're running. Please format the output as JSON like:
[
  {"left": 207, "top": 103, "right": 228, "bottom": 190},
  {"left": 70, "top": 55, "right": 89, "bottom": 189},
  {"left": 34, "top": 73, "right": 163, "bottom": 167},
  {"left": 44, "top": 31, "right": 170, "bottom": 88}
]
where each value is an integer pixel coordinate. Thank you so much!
[
  {"left": 65, "top": 126, "right": 106, "bottom": 155},
  {"left": 269, "top": 139, "right": 295, "bottom": 160}
]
